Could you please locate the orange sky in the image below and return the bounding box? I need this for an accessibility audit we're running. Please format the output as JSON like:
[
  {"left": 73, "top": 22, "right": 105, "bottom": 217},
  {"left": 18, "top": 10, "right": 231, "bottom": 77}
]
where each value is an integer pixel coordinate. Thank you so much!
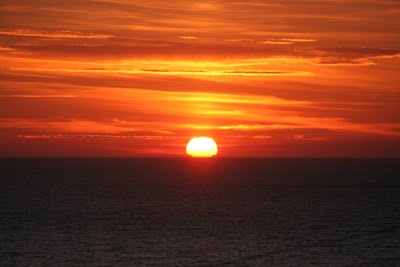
[{"left": 1, "top": 0, "right": 400, "bottom": 156}]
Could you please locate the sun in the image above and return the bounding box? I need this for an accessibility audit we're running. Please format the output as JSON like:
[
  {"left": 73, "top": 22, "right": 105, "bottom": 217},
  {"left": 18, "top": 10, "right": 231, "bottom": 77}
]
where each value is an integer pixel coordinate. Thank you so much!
[{"left": 186, "top": 137, "right": 218, "bottom": 157}]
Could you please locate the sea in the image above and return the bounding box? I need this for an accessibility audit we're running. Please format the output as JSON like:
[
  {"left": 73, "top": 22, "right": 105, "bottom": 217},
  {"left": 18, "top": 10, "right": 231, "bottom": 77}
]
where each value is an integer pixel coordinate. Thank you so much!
[{"left": 0, "top": 158, "right": 399, "bottom": 266}]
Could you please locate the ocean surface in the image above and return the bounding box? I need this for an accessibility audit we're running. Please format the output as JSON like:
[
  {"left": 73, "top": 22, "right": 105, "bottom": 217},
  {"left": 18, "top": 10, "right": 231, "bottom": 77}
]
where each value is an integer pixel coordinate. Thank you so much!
[{"left": 1, "top": 158, "right": 399, "bottom": 266}]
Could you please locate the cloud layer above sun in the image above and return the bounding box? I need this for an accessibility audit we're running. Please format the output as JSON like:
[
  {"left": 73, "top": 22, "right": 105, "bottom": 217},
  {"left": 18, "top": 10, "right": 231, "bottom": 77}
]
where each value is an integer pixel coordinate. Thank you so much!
[{"left": 1, "top": 0, "right": 400, "bottom": 156}]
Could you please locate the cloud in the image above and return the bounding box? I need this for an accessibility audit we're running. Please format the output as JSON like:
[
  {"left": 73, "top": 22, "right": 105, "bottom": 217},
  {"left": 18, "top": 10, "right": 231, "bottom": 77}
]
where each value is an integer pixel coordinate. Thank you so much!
[
  {"left": 11, "top": 67, "right": 311, "bottom": 77},
  {"left": 315, "top": 47, "right": 400, "bottom": 65},
  {"left": 280, "top": 38, "right": 316, "bottom": 43},
  {"left": 17, "top": 134, "right": 181, "bottom": 140},
  {"left": 0, "top": 118, "right": 174, "bottom": 135},
  {"left": 10, "top": 43, "right": 293, "bottom": 59},
  {"left": 260, "top": 40, "right": 293, "bottom": 45},
  {"left": 182, "top": 118, "right": 400, "bottom": 137},
  {"left": 7, "top": 42, "right": 399, "bottom": 66},
  {"left": 260, "top": 38, "right": 316, "bottom": 45},
  {"left": 3, "top": 116, "right": 400, "bottom": 139},
  {"left": 0, "top": 29, "right": 113, "bottom": 39},
  {"left": 0, "top": 94, "right": 77, "bottom": 98},
  {"left": 179, "top": 36, "right": 198, "bottom": 40}
]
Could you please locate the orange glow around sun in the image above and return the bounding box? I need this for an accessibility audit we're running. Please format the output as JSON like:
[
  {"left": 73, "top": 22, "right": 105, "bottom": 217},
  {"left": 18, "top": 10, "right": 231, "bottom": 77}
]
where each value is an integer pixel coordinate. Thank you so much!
[{"left": 186, "top": 137, "right": 218, "bottom": 157}]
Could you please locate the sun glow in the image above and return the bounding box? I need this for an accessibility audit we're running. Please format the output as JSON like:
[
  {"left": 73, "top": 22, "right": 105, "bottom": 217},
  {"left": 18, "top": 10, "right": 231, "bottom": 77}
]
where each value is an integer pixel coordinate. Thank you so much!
[{"left": 186, "top": 137, "right": 218, "bottom": 157}]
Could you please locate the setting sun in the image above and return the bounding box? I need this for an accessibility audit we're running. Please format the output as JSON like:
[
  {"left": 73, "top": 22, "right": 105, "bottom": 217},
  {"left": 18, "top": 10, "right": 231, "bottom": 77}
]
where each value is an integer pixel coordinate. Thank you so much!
[{"left": 186, "top": 137, "right": 218, "bottom": 157}]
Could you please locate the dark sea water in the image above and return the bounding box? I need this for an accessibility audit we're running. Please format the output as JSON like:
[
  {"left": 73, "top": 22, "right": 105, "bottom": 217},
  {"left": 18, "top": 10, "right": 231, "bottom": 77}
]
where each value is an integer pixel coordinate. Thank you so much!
[{"left": 1, "top": 158, "right": 399, "bottom": 266}]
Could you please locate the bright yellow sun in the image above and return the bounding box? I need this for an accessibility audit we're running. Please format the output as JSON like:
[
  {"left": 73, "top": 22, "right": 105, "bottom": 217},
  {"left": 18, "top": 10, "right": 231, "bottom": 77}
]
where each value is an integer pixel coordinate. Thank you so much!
[{"left": 186, "top": 137, "right": 218, "bottom": 157}]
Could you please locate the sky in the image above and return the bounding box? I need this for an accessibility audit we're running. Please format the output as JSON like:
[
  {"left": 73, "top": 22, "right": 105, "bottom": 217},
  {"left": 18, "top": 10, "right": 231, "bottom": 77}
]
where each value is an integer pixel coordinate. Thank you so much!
[{"left": 1, "top": 0, "right": 400, "bottom": 157}]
